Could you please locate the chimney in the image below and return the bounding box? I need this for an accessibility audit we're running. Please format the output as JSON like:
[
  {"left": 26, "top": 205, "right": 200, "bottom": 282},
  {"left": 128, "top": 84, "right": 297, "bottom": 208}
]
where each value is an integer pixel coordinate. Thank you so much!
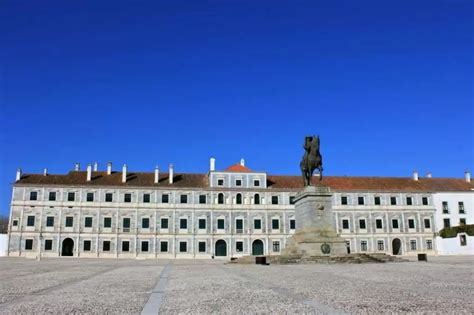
[
  {"left": 412, "top": 170, "right": 419, "bottom": 181},
  {"left": 154, "top": 166, "right": 160, "bottom": 184},
  {"left": 107, "top": 162, "right": 112, "bottom": 175},
  {"left": 426, "top": 172, "right": 432, "bottom": 178},
  {"left": 240, "top": 158, "right": 245, "bottom": 166},
  {"left": 43, "top": 168, "right": 48, "bottom": 176},
  {"left": 169, "top": 164, "right": 174, "bottom": 184},
  {"left": 465, "top": 170, "right": 471, "bottom": 183},
  {"left": 74, "top": 162, "right": 80, "bottom": 171},
  {"left": 16, "top": 168, "right": 22, "bottom": 181},
  {"left": 122, "top": 164, "right": 127, "bottom": 183},
  {"left": 93, "top": 162, "right": 98, "bottom": 172},
  {"left": 86, "top": 164, "right": 92, "bottom": 181},
  {"left": 210, "top": 157, "right": 215, "bottom": 171}
]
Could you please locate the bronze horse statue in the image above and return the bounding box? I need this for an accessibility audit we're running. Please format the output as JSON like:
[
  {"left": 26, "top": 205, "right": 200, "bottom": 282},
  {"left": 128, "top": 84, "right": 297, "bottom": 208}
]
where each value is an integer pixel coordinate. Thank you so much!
[{"left": 300, "top": 135, "right": 323, "bottom": 186}]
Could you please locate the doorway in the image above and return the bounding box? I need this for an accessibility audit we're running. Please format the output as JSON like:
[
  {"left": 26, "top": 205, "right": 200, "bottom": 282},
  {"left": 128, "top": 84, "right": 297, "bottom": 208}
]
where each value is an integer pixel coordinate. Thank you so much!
[
  {"left": 252, "top": 240, "right": 264, "bottom": 256},
  {"left": 215, "top": 240, "right": 227, "bottom": 256},
  {"left": 61, "top": 238, "right": 74, "bottom": 256},
  {"left": 392, "top": 238, "right": 402, "bottom": 255}
]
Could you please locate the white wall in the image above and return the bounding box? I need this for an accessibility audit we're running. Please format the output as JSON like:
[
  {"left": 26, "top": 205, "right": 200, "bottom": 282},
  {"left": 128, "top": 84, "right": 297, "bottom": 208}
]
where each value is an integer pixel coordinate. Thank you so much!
[
  {"left": 436, "top": 235, "right": 474, "bottom": 255},
  {"left": 0, "top": 234, "right": 8, "bottom": 256}
]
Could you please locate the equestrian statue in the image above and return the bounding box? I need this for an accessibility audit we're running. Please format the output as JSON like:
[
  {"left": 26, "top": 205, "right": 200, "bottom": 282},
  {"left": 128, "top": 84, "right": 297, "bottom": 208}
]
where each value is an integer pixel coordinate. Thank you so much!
[{"left": 300, "top": 135, "right": 324, "bottom": 186}]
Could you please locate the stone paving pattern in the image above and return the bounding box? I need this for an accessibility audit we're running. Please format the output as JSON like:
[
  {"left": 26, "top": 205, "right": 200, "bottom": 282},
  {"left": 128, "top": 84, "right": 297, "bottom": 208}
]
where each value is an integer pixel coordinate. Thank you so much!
[{"left": 0, "top": 256, "right": 473, "bottom": 314}]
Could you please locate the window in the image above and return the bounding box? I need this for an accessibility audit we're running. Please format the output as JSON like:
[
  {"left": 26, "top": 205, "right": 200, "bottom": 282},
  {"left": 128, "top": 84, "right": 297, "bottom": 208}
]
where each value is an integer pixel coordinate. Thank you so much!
[
  {"left": 359, "top": 219, "right": 366, "bottom": 230},
  {"left": 198, "top": 218, "right": 206, "bottom": 229},
  {"left": 424, "top": 219, "right": 431, "bottom": 229},
  {"left": 460, "top": 218, "right": 466, "bottom": 225},
  {"left": 422, "top": 197, "right": 429, "bottom": 205},
  {"left": 217, "top": 219, "right": 225, "bottom": 230},
  {"left": 235, "top": 179, "right": 242, "bottom": 186},
  {"left": 160, "top": 241, "right": 168, "bottom": 252},
  {"left": 236, "top": 219, "right": 243, "bottom": 232},
  {"left": 272, "top": 219, "right": 279, "bottom": 230},
  {"left": 12, "top": 220, "right": 18, "bottom": 226},
  {"left": 161, "top": 194, "right": 169, "bottom": 203},
  {"left": 25, "top": 239, "right": 33, "bottom": 250},
  {"left": 426, "top": 240, "right": 433, "bottom": 250},
  {"left": 217, "top": 179, "right": 224, "bottom": 186},
  {"left": 460, "top": 235, "right": 467, "bottom": 246},
  {"left": 374, "top": 196, "right": 381, "bottom": 205},
  {"left": 459, "top": 202, "right": 465, "bottom": 214},
  {"left": 406, "top": 197, "right": 413, "bottom": 205},
  {"left": 254, "top": 194, "right": 260, "bottom": 205},
  {"left": 122, "top": 218, "right": 130, "bottom": 230},
  {"left": 122, "top": 241, "right": 130, "bottom": 252},
  {"left": 103, "top": 241, "right": 111, "bottom": 251},
  {"left": 105, "top": 193, "right": 113, "bottom": 202},
  {"left": 141, "top": 241, "right": 149, "bottom": 252},
  {"left": 199, "top": 195, "right": 206, "bottom": 204},
  {"left": 142, "top": 218, "right": 150, "bottom": 229},
  {"left": 341, "top": 196, "right": 348, "bottom": 205},
  {"left": 392, "top": 219, "right": 399, "bottom": 229},
  {"left": 179, "top": 241, "right": 187, "bottom": 252},
  {"left": 67, "top": 192, "right": 75, "bottom": 202},
  {"left": 198, "top": 242, "right": 206, "bottom": 252},
  {"left": 273, "top": 241, "right": 280, "bottom": 252},
  {"left": 390, "top": 197, "right": 397, "bottom": 205},
  {"left": 376, "top": 219, "right": 383, "bottom": 229},
  {"left": 65, "top": 216, "right": 74, "bottom": 227},
  {"left": 290, "top": 219, "right": 295, "bottom": 230},
  {"left": 236, "top": 194, "right": 242, "bottom": 204},
  {"left": 46, "top": 216, "right": 54, "bottom": 227},
  {"left": 442, "top": 201, "right": 449, "bottom": 213},
  {"left": 218, "top": 193, "right": 225, "bottom": 204},
  {"left": 410, "top": 240, "right": 417, "bottom": 251},
  {"left": 253, "top": 179, "right": 260, "bottom": 187},
  {"left": 236, "top": 241, "right": 243, "bottom": 252},
  {"left": 360, "top": 241, "right": 368, "bottom": 251},
  {"left": 289, "top": 196, "right": 296, "bottom": 205},
  {"left": 86, "top": 192, "right": 94, "bottom": 202},
  {"left": 377, "top": 240, "right": 384, "bottom": 251},
  {"left": 143, "top": 194, "right": 150, "bottom": 203},
  {"left": 272, "top": 196, "right": 279, "bottom": 205},
  {"left": 84, "top": 240, "right": 91, "bottom": 251},
  {"left": 180, "top": 195, "right": 188, "bottom": 204},
  {"left": 30, "top": 191, "right": 38, "bottom": 201},
  {"left": 27, "top": 215, "right": 35, "bottom": 227},
  {"left": 342, "top": 219, "right": 349, "bottom": 230},
  {"left": 104, "top": 217, "right": 112, "bottom": 228},
  {"left": 180, "top": 218, "right": 187, "bottom": 229},
  {"left": 84, "top": 217, "right": 93, "bottom": 228},
  {"left": 161, "top": 218, "right": 169, "bottom": 229},
  {"left": 49, "top": 192, "right": 56, "bottom": 201},
  {"left": 45, "top": 240, "right": 53, "bottom": 251},
  {"left": 124, "top": 193, "right": 132, "bottom": 203},
  {"left": 443, "top": 218, "right": 450, "bottom": 228},
  {"left": 254, "top": 219, "right": 262, "bottom": 230},
  {"left": 408, "top": 219, "right": 415, "bottom": 229},
  {"left": 358, "top": 196, "right": 364, "bottom": 205}
]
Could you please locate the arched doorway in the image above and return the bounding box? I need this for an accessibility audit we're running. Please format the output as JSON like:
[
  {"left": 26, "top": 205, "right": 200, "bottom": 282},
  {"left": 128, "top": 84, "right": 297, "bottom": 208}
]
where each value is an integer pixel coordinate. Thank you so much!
[
  {"left": 392, "top": 238, "right": 402, "bottom": 255},
  {"left": 215, "top": 240, "right": 227, "bottom": 256},
  {"left": 61, "top": 238, "right": 74, "bottom": 256},
  {"left": 252, "top": 239, "right": 264, "bottom": 256}
]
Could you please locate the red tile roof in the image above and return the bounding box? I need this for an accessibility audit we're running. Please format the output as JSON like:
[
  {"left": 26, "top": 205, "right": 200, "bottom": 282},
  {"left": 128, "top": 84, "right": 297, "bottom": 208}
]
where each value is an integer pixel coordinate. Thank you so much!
[{"left": 223, "top": 163, "right": 253, "bottom": 173}]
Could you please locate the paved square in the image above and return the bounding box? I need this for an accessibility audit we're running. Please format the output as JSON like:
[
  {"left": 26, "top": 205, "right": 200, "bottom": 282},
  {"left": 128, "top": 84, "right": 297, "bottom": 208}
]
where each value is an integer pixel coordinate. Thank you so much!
[{"left": 0, "top": 257, "right": 472, "bottom": 314}]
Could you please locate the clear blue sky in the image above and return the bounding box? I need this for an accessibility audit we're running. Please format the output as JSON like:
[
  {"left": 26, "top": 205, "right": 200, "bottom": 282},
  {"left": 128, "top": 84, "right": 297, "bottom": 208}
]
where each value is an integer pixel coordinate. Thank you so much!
[{"left": 1, "top": 1, "right": 473, "bottom": 216}]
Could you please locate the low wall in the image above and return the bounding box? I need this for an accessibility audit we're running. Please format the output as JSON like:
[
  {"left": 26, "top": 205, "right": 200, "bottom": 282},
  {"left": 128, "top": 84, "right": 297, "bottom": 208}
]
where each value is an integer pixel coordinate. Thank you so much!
[{"left": 0, "top": 234, "right": 8, "bottom": 256}]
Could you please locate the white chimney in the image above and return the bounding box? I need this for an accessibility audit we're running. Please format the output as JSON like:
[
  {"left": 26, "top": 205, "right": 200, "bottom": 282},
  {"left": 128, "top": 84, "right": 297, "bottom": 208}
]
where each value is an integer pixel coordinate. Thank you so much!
[
  {"left": 154, "top": 166, "right": 160, "bottom": 184},
  {"left": 16, "top": 168, "right": 22, "bottom": 181},
  {"left": 210, "top": 157, "right": 215, "bottom": 171},
  {"left": 465, "top": 170, "right": 471, "bottom": 183},
  {"left": 240, "top": 158, "right": 245, "bottom": 166},
  {"left": 426, "top": 172, "right": 432, "bottom": 178},
  {"left": 86, "top": 164, "right": 92, "bottom": 181},
  {"left": 169, "top": 164, "right": 174, "bottom": 184},
  {"left": 122, "top": 164, "right": 127, "bottom": 183},
  {"left": 74, "top": 162, "right": 80, "bottom": 171},
  {"left": 107, "top": 162, "right": 112, "bottom": 175},
  {"left": 93, "top": 162, "right": 98, "bottom": 172},
  {"left": 412, "top": 170, "right": 419, "bottom": 181},
  {"left": 43, "top": 168, "right": 48, "bottom": 176}
]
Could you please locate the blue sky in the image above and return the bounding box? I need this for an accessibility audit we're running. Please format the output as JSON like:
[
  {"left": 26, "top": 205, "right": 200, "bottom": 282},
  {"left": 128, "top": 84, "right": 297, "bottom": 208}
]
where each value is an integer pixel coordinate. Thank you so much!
[{"left": 0, "top": 0, "right": 473, "bottom": 216}]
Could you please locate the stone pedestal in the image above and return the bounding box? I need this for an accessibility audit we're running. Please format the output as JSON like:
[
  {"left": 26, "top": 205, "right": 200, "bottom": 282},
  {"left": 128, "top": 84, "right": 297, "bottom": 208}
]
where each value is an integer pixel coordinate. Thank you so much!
[{"left": 282, "top": 185, "right": 346, "bottom": 256}]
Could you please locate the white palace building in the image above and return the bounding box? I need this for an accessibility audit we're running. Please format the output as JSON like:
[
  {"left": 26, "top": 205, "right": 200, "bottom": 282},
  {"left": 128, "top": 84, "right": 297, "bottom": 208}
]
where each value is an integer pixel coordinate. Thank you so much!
[{"left": 7, "top": 159, "right": 474, "bottom": 259}]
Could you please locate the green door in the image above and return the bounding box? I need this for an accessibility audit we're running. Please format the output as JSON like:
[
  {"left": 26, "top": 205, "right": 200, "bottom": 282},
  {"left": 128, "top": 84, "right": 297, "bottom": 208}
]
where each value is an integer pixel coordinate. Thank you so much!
[
  {"left": 252, "top": 240, "right": 264, "bottom": 256},
  {"left": 215, "top": 240, "right": 227, "bottom": 256}
]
